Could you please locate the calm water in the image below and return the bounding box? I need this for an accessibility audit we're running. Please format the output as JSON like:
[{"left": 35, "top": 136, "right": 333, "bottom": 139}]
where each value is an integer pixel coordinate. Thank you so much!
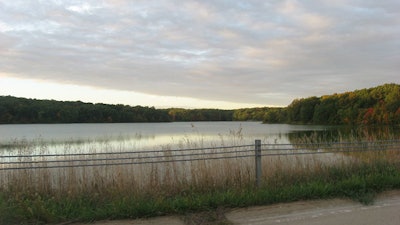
[{"left": 0, "top": 122, "right": 330, "bottom": 154}]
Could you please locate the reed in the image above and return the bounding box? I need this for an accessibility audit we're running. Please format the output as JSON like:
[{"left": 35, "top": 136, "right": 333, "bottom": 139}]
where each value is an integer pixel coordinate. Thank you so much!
[{"left": 0, "top": 130, "right": 399, "bottom": 224}]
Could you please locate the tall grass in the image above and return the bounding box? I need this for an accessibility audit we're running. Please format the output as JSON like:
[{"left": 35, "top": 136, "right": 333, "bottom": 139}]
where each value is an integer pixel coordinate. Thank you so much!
[{"left": 0, "top": 129, "right": 400, "bottom": 224}]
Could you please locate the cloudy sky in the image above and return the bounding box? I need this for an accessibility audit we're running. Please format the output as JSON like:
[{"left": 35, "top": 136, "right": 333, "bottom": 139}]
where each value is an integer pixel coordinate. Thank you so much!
[{"left": 0, "top": 0, "right": 399, "bottom": 109}]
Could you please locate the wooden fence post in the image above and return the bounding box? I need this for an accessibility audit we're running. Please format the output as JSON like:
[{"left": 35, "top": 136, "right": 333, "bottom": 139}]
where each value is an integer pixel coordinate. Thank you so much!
[{"left": 255, "top": 139, "right": 262, "bottom": 188}]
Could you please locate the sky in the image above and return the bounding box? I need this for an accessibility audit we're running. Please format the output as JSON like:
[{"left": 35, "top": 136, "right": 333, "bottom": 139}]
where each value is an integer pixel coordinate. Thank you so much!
[{"left": 0, "top": 0, "right": 399, "bottom": 109}]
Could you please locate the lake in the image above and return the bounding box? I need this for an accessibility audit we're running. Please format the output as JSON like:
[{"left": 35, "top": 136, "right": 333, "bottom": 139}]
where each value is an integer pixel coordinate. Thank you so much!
[{"left": 0, "top": 122, "right": 330, "bottom": 154}]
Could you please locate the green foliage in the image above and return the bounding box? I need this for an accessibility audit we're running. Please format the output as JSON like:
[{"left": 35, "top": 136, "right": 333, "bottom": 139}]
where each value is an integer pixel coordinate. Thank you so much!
[
  {"left": 1, "top": 83, "right": 399, "bottom": 125},
  {"left": 279, "top": 83, "right": 400, "bottom": 125},
  {"left": 233, "top": 107, "right": 268, "bottom": 121},
  {"left": 168, "top": 108, "right": 233, "bottom": 121},
  {"left": 264, "top": 83, "right": 400, "bottom": 125},
  {"left": 0, "top": 96, "right": 235, "bottom": 123},
  {"left": 262, "top": 108, "right": 287, "bottom": 123},
  {"left": 233, "top": 107, "right": 286, "bottom": 122},
  {"left": 0, "top": 96, "right": 171, "bottom": 124},
  {"left": 0, "top": 97, "right": 265, "bottom": 123}
]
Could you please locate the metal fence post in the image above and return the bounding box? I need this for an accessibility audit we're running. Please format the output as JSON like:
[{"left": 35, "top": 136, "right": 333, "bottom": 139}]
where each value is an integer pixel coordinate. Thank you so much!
[{"left": 255, "top": 139, "right": 262, "bottom": 188}]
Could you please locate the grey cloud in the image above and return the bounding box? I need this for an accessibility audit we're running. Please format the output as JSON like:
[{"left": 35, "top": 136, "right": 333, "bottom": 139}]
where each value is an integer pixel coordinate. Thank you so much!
[{"left": 0, "top": 0, "right": 399, "bottom": 106}]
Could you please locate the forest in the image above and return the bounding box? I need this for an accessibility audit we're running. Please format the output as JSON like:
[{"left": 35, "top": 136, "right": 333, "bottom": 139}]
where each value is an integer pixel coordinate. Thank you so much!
[
  {"left": 0, "top": 96, "right": 235, "bottom": 123},
  {"left": 0, "top": 83, "right": 399, "bottom": 125},
  {"left": 270, "top": 83, "right": 400, "bottom": 125}
]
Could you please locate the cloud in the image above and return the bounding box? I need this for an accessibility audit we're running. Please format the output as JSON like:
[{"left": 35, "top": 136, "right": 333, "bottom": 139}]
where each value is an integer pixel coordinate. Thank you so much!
[{"left": 0, "top": 0, "right": 399, "bottom": 107}]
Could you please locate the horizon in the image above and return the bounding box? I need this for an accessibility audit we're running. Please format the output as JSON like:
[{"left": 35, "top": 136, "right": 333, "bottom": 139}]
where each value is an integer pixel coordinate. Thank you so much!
[
  {"left": 1, "top": 1, "right": 399, "bottom": 109},
  {"left": 2, "top": 82, "right": 397, "bottom": 110}
]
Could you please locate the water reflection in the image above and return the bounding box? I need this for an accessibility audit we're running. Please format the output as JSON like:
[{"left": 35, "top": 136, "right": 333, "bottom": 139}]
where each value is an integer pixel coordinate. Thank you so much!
[
  {"left": 0, "top": 122, "right": 323, "bottom": 154},
  {"left": 288, "top": 125, "right": 400, "bottom": 144},
  {"left": 1, "top": 122, "right": 398, "bottom": 156}
]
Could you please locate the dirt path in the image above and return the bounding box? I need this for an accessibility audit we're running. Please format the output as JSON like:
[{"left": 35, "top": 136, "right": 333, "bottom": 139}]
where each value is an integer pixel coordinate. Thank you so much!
[
  {"left": 66, "top": 190, "right": 400, "bottom": 225},
  {"left": 226, "top": 190, "right": 400, "bottom": 225}
]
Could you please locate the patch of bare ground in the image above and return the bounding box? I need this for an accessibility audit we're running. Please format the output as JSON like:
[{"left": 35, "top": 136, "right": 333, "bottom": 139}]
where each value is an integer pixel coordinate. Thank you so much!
[{"left": 183, "top": 208, "right": 233, "bottom": 225}]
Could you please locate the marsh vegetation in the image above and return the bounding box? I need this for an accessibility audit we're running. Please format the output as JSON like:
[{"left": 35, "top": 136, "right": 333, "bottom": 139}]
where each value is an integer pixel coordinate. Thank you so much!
[{"left": 0, "top": 123, "right": 399, "bottom": 224}]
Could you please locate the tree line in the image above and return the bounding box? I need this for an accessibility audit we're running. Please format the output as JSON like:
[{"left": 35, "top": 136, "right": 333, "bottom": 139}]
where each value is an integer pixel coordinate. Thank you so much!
[
  {"left": 0, "top": 97, "right": 170, "bottom": 123},
  {"left": 0, "top": 96, "right": 237, "bottom": 124},
  {"left": 1, "top": 83, "right": 399, "bottom": 125},
  {"left": 265, "top": 83, "right": 400, "bottom": 125}
]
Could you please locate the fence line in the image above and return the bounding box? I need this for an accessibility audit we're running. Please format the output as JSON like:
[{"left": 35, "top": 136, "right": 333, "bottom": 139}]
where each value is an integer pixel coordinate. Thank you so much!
[
  {"left": 0, "top": 144, "right": 255, "bottom": 158},
  {"left": 0, "top": 148, "right": 255, "bottom": 166},
  {"left": 1, "top": 139, "right": 400, "bottom": 172},
  {"left": 0, "top": 154, "right": 257, "bottom": 171}
]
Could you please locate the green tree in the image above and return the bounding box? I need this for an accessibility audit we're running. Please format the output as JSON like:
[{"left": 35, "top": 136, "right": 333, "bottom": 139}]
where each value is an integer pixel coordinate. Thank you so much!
[{"left": 313, "top": 96, "right": 338, "bottom": 124}]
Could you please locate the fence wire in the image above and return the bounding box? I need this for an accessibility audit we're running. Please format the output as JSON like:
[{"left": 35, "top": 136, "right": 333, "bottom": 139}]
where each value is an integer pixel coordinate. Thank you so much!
[
  {"left": 1, "top": 139, "right": 399, "bottom": 171},
  {"left": 0, "top": 144, "right": 255, "bottom": 158}
]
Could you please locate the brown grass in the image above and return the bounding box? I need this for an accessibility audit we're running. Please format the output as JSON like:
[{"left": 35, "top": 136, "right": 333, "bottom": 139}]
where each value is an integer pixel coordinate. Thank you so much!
[{"left": 1, "top": 130, "right": 399, "bottom": 199}]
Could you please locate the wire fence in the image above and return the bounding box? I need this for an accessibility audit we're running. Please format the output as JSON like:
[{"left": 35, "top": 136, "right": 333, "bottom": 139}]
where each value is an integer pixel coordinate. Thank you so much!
[{"left": 1, "top": 139, "right": 400, "bottom": 171}]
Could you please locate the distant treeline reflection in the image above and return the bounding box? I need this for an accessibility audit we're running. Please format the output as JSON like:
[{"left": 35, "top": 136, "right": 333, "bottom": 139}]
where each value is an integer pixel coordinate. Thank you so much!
[{"left": 0, "top": 83, "right": 399, "bottom": 125}]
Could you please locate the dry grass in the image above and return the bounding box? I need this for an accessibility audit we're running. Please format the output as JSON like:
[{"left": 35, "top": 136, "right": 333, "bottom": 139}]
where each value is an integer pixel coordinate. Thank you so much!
[
  {"left": 1, "top": 130, "right": 399, "bottom": 197},
  {"left": 1, "top": 129, "right": 400, "bottom": 224},
  {"left": 1, "top": 136, "right": 254, "bottom": 197}
]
